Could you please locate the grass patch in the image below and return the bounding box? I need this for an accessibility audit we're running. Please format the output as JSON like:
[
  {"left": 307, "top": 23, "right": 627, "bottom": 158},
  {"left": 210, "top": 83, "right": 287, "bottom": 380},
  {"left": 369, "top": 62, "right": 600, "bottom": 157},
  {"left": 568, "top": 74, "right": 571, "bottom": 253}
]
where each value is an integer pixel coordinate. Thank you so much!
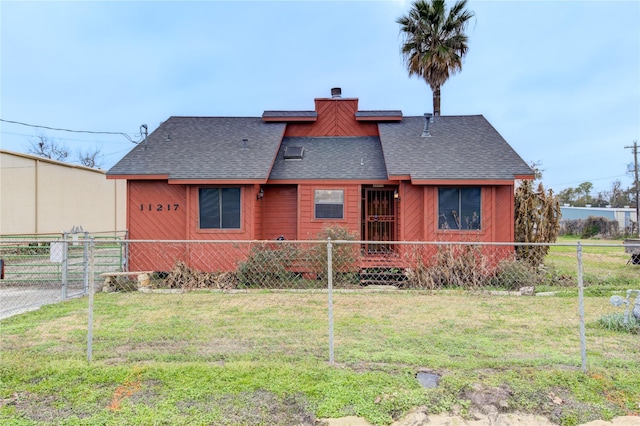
[
  {"left": 597, "top": 313, "right": 640, "bottom": 334},
  {"left": 544, "top": 236, "right": 639, "bottom": 288},
  {"left": 1, "top": 289, "right": 639, "bottom": 425}
]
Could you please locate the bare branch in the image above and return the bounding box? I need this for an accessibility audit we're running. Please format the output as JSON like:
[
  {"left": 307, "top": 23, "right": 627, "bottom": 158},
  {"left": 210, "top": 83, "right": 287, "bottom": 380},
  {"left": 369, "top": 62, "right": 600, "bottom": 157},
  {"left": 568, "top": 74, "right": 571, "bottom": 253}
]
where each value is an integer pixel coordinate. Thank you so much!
[{"left": 27, "top": 135, "right": 69, "bottom": 161}]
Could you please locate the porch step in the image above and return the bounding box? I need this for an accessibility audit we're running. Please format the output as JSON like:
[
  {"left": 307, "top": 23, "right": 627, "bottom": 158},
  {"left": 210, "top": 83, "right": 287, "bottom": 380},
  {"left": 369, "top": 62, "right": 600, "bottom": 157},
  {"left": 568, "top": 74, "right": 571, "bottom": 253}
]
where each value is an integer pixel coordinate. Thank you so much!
[{"left": 359, "top": 268, "right": 408, "bottom": 287}]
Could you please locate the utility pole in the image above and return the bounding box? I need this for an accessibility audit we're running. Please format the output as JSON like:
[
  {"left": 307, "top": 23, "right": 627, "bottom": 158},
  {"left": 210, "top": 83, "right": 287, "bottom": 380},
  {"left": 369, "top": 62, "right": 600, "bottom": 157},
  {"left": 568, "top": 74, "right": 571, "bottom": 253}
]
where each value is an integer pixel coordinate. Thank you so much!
[{"left": 625, "top": 141, "right": 639, "bottom": 237}]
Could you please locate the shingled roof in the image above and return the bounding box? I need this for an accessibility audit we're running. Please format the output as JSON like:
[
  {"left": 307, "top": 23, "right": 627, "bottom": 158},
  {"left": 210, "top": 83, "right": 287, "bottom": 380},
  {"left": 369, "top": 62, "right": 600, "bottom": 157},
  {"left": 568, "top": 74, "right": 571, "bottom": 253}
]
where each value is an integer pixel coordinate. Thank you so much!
[
  {"left": 108, "top": 117, "right": 285, "bottom": 181},
  {"left": 378, "top": 115, "right": 533, "bottom": 182},
  {"left": 108, "top": 112, "right": 533, "bottom": 183},
  {"left": 269, "top": 136, "right": 388, "bottom": 181}
]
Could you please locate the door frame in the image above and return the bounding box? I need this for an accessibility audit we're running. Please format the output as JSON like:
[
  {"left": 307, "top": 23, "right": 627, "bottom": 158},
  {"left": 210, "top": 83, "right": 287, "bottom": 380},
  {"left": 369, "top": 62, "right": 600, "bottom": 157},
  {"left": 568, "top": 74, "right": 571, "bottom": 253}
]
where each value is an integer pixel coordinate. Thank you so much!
[{"left": 361, "top": 186, "right": 398, "bottom": 254}]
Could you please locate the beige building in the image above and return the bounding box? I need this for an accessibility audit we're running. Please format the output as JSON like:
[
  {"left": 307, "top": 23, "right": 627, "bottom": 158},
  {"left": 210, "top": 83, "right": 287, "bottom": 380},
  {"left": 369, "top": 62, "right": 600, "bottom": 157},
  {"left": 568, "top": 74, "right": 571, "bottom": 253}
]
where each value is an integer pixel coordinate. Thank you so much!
[{"left": 0, "top": 150, "right": 126, "bottom": 235}]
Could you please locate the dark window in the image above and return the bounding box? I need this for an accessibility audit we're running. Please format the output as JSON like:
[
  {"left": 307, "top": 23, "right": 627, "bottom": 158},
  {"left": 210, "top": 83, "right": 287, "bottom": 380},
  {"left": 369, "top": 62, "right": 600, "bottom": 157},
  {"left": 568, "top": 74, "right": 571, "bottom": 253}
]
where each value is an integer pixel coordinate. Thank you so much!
[
  {"left": 199, "top": 188, "right": 241, "bottom": 229},
  {"left": 438, "top": 187, "right": 481, "bottom": 230},
  {"left": 315, "top": 189, "right": 344, "bottom": 219}
]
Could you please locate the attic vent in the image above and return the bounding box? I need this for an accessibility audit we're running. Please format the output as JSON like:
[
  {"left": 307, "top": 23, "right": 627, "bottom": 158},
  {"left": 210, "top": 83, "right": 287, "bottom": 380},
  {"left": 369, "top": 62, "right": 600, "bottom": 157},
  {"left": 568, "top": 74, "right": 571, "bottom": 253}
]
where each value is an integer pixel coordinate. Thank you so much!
[
  {"left": 284, "top": 146, "right": 304, "bottom": 160},
  {"left": 422, "top": 113, "right": 433, "bottom": 137}
]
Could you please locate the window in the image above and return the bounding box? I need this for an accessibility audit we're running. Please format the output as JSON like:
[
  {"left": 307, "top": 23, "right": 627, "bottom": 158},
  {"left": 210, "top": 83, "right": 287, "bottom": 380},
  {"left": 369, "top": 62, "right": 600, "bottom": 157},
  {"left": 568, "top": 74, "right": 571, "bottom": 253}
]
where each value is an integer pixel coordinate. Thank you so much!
[
  {"left": 199, "top": 188, "right": 241, "bottom": 229},
  {"left": 315, "top": 189, "right": 344, "bottom": 219},
  {"left": 438, "top": 187, "right": 481, "bottom": 230}
]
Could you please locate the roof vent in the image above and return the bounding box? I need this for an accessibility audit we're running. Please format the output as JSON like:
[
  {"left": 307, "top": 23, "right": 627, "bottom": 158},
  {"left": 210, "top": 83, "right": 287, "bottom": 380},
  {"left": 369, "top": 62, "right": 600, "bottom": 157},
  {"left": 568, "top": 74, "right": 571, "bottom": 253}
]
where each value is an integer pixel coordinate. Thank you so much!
[
  {"left": 241, "top": 138, "right": 249, "bottom": 150},
  {"left": 284, "top": 146, "right": 304, "bottom": 160},
  {"left": 331, "top": 87, "right": 342, "bottom": 98},
  {"left": 422, "top": 113, "right": 433, "bottom": 137}
]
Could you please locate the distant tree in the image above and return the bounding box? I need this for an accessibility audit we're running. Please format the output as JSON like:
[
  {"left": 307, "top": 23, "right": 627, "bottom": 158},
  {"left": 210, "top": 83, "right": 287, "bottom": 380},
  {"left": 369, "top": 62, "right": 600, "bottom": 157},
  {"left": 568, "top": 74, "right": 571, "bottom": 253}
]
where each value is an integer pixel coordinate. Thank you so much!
[
  {"left": 397, "top": 0, "right": 474, "bottom": 116},
  {"left": 77, "top": 147, "right": 103, "bottom": 168},
  {"left": 592, "top": 191, "right": 609, "bottom": 208},
  {"left": 27, "top": 134, "right": 103, "bottom": 168},
  {"left": 557, "top": 164, "right": 639, "bottom": 209},
  {"left": 514, "top": 180, "right": 561, "bottom": 267},
  {"left": 28, "top": 135, "right": 69, "bottom": 162},
  {"left": 557, "top": 182, "right": 595, "bottom": 207},
  {"left": 528, "top": 161, "right": 544, "bottom": 181},
  {"left": 602, "top": 180, "right": 633, "bottom": 208},
  {"left": 576, "top": 182, "right": 594, "bottom": 205},
  {"left": 557, "top": 187, "right": 577, "bottom": 206},
  {"left": 627, "top": 161, "right": 639, "bottom": 207}
]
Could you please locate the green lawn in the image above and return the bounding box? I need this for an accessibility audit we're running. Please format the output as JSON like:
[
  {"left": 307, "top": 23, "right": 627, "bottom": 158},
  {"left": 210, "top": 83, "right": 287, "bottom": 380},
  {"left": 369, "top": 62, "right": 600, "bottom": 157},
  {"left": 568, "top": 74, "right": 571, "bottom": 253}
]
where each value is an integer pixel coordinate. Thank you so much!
[
  {"left": 1, "top": 286, "right": 638, "bottom": 425},
  {"left": 542, "top": 236, "right": 639, "bottom": 290}
]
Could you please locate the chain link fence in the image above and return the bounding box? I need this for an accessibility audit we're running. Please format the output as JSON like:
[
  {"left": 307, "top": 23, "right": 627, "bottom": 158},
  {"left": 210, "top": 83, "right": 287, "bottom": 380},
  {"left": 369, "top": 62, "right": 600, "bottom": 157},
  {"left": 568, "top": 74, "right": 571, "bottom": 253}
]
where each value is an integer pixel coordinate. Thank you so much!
[
  {"left": 1, "top": 236, "right": 638, "bottom": 371},
  {"left": 0, "top": 231, "right": 125, "bottom": 318}
]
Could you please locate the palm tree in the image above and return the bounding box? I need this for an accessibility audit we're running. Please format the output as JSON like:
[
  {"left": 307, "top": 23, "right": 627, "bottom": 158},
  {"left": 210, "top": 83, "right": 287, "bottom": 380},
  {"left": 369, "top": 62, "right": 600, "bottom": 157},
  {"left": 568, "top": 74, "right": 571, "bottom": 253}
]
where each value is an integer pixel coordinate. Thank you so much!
[{"left": 397, "top": 0, "right": 474, "bottom": 116}]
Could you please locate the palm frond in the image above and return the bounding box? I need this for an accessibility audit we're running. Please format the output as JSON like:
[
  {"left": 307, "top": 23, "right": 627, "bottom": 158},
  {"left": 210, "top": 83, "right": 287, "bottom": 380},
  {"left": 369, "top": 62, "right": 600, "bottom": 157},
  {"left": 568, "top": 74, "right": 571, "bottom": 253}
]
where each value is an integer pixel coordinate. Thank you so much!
[{"left": 397, "top": 0, "right": 474, "bottom": 115}]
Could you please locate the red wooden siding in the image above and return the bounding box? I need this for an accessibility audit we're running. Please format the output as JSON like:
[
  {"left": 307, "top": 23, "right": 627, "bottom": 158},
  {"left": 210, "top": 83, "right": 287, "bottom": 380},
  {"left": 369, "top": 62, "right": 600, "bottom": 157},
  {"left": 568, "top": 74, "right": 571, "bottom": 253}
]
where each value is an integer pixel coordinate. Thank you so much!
[
  {"left": 128, "top": 180, "right": 187, "bottom": 240},
  {"left": 494, "top": 185, "right": 515, "bottom": 241},
  {"left": 284, "top": 99, "right": 378, "bottom": 137},
  {"left": 127, "top": 182, "right": 260, "bottom": 272},
  {"left": 297, "top": 184, "right": 361, "bottom": 239},
  {"left": 262, "top": 185, "right": 298, "bottom": 240},
  {"left": 398, "top": 182, "right": 423, "bottom": 241},
  {"left": 254, "top": 184, "right": 263, "bottom": 241},
  {"left": 127, "top": 181, "right": 187, "bottom": 271}
]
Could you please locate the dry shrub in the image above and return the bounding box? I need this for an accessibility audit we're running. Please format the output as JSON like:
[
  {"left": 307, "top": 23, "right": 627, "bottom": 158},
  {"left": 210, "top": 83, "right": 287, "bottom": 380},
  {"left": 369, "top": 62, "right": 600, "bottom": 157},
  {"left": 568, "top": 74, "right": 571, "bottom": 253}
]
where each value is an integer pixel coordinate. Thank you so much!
[
  {"left": 164, "top": 261, "right": 238, "bottom": 291},
  {"left": 236, "top": 242, "right": 300, "bottom": 287},
  {"left": 514, "top": 181, "right": 561, "bottom": 267},
  {"left": 313, "top": 225, "right": 360, "bottom": 274},
  {"left": 490, "top": 258, "right": 543, "bottom": 290},
  {"left": 405, "top": 244, "right": 493, "bottom": 289}
]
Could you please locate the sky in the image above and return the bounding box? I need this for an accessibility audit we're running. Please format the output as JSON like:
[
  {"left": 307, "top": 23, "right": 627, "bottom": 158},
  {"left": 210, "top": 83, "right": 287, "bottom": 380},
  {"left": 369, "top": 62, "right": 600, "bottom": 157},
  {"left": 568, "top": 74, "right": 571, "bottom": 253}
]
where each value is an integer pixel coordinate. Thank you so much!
[{"left": 1, "top": 0, "right": 639, "bottom": 195}]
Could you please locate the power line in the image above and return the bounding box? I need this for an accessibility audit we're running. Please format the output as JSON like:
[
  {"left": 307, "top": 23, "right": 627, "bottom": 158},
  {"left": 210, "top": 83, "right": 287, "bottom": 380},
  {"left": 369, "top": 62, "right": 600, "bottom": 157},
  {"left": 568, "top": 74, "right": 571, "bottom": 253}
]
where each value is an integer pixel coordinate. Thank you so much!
[
  {"left": 1, "top": 131, "right": 130, "bottom": 144},
  {"left": 548, "top": 174, "right": 631, "bottom": 188},
  {"left": 0, "top": 119, "right": 147, "bottom": 144}
]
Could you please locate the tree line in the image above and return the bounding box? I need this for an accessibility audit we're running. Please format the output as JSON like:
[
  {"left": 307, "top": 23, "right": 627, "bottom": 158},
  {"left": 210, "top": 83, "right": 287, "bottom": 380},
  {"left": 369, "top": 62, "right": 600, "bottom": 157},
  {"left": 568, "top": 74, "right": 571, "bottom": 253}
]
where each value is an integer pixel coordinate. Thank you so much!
[{"left": 557, "top": 179, "right": 638, "bottom": 208}]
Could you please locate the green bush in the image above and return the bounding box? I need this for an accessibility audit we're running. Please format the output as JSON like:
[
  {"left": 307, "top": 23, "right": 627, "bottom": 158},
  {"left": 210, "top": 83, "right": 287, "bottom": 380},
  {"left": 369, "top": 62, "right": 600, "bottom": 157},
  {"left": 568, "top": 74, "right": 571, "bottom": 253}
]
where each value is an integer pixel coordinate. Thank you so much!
[{"left": 313, "top": 224, "right": 360, "bottom": 285}]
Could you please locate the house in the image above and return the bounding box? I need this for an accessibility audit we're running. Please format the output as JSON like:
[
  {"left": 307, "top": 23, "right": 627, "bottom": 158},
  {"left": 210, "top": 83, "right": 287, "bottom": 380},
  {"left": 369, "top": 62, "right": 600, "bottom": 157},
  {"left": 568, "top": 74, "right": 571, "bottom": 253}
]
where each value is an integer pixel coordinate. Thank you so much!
[
  {"left": 1, "top": 149, "right": 126, "bottom": 235},
  {"left": 107, "top": 88, "right": 534, "bottom": 272}
]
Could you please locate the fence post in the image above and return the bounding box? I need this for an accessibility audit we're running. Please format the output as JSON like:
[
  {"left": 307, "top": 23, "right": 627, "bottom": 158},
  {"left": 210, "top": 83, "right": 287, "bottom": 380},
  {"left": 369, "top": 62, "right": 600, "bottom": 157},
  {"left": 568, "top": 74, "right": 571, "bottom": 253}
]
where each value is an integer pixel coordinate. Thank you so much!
[
  {"left": 83, "top": 231, "right": 90, "bottom": 295},
  {"left": 577, "top": 242, "right": 587, "bottom": 373},
  {"left": 327, "top": 238, "right": 334, "bottom": 366},
  {"left": 87, "top": 237, "right": 95, "bottom": 362},
  {"left": 123, "top": 230, "right": 129, "bottom": 271},
  {"left": 61, "top": 232, "right": 69, "bottom": 300}
]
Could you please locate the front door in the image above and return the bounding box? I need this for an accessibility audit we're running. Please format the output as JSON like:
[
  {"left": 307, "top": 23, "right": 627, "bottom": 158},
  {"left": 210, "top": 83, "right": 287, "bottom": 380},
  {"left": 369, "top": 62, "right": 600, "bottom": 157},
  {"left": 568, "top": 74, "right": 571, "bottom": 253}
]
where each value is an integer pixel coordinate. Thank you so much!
[
  {"left": 362, "top": 187, "right": 397, "bottom": 253},
  {"left": 262, "top": 185, "right": 298, "bottom": 240}
]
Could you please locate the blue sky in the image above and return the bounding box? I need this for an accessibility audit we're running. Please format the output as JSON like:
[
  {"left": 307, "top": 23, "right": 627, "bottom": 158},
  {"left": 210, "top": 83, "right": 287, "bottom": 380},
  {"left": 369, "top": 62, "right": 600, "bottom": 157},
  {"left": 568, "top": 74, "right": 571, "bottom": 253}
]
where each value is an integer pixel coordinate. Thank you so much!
[{"left": 1, "top": 0, "right": 639, "bottom": 195}]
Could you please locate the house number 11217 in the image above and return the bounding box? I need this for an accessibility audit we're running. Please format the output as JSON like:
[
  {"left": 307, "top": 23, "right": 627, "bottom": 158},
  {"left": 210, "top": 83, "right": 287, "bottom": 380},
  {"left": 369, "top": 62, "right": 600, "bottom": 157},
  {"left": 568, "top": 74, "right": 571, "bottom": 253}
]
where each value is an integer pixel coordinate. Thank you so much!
[{"left": 140, "top": 204, "right": 180, "bottom": 211}]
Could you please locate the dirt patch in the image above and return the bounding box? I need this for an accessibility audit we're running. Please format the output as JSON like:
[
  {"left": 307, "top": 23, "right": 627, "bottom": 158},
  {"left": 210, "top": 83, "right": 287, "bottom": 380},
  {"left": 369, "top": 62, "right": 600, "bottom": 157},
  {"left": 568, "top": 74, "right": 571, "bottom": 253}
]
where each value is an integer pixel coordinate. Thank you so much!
[
  {"left": 0, "top": 391, "right": 92, "bottom": 422},
  {"left": 177, "top": 389, "right": 317, "bottom": 425}
]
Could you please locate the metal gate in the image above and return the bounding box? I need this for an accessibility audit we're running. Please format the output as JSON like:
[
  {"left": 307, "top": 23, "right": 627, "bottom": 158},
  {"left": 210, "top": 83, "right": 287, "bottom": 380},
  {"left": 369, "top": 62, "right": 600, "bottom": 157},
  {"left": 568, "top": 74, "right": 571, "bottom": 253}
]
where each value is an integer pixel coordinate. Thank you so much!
[{"left": 362, "top": 187, "right": 397, "bottom": 253}]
